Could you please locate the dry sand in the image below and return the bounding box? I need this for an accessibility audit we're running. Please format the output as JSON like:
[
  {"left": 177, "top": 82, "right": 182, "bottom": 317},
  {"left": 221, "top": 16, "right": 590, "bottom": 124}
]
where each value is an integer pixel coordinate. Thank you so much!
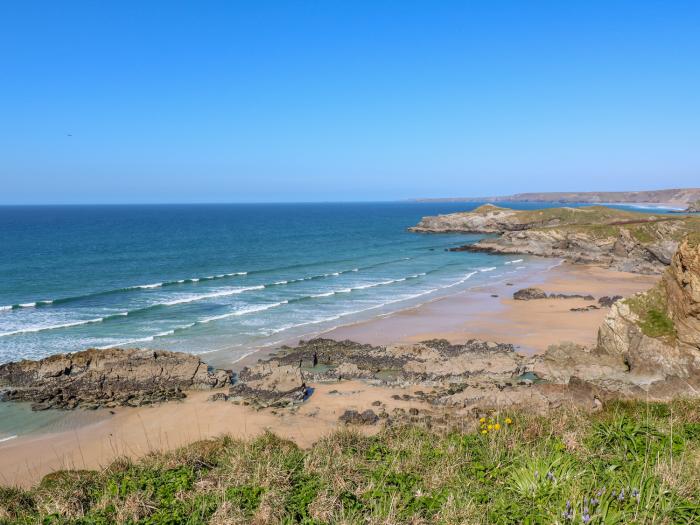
[{"left": 0, "top": 262, "right": 659, "bottom": 487}]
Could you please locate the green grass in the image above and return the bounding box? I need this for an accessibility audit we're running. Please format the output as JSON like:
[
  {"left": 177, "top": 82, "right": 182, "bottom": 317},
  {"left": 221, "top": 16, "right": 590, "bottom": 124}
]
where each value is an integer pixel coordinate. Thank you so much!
[
  {"left": 2, "top": 400, "right": 700, "bottom": 524},
  {"left": 625, "top": 285, "right": 676, "bottom": 339}
]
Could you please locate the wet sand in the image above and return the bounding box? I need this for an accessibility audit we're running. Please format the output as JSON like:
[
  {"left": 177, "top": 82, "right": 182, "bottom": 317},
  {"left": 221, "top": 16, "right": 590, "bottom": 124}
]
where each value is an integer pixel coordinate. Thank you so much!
[{"left": 0, "top": 261, "right": 659, "bottom": 487}]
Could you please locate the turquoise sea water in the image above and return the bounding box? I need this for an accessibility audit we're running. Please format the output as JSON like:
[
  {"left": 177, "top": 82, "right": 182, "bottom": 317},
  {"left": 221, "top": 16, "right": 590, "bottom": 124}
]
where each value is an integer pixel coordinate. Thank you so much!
[{"left": 0, "top": 202, "right": 676, "bottom": 368}]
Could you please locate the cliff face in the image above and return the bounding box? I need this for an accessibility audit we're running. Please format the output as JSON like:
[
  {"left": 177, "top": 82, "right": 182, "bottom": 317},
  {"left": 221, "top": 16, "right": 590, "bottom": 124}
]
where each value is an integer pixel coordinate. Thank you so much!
[
  {"left": 411, "top": 205, "right": 700, "bottom": 274},
  {"left": 529, "top": 235, "right": 700, "bottom": 402},
  {"left": 594, "top": 235, "right": 700, "bottom": 392}
]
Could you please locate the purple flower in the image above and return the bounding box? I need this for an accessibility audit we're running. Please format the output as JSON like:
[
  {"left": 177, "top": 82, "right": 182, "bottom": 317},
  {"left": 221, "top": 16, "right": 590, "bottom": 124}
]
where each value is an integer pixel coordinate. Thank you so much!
[{"left": 582, "top": 513, "right": 591, "bottom": 524}]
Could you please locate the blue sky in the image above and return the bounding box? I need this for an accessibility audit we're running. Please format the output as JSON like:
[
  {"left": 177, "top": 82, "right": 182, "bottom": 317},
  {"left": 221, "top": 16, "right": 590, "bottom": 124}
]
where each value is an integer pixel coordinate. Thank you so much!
[{"left": 1, "top": 1, "right": 698, "bottom": 203}]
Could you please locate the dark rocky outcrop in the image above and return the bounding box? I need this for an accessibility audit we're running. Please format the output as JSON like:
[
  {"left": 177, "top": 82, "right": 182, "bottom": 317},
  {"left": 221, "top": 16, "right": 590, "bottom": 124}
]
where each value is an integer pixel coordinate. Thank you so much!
[
  {"left": 0, "top": 348, "right": 230, "bottom": 410},
  {"left": 339, "top": 409, "right": 379, "bottom": 425},
  {"left": 598, "top": 295, "right": 623, "bottom": 307},
  {"left": 513, "top": 288, "right": 594, "bottom": 301},
  {"left": 513, "top": 287, "right": 547, "bottom": 300}
]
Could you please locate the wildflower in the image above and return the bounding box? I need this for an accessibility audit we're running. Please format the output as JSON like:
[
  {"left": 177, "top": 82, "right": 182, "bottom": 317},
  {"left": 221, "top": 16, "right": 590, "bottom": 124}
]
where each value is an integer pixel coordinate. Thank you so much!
[
  {"left": 562, "top": 501, "right": 573, "bottom": 521},
  {"left": 546, "top": 471, "right": 556, "bottom": 482},
  {"left": 582, "top": 512, "right": 591, "bottom": 523},
  {"left": 505, "top": 417, "right": 513, "bottom": 424},
  {"left": 414, "top": 489, "right": 423, "bottom": 497},
  {"left": 590, "top": 498, "right": 599, "bottom": 506},
  {"left": 487, "top": 424, "right": 493, "bottom": 430},
  {"left": 618, "top": 489, "right": 625, "bottom": 502},
  {"left": 479, "top": 417, "right": 486, "bottom": 423},
  {"left": 481, "top": 429, "right": 488, "bottom": 435},
  {"left": 632, "top": 488, "right": 639, "bottom": 501},
  {"left": 493, "top": 423, "right": 501, "bottom": 430}
]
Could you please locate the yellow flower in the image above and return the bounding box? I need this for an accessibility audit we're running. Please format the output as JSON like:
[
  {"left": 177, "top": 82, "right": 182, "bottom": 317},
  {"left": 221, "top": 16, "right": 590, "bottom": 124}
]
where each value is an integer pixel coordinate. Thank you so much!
[
  {"left": 479, "top": 417, "right": 486, "bottom": 423},
  {"left": 481, "top": 429, "right": 488, "bottom": 434},
  {"left": 487, "top": 424, "right": 493, "bottom": 430},
  {"left": 505, "top": 417, "right": 512, "bottom": 425},
  {"left": 494, "top": 423, "right": 501, "bottom": 430}
]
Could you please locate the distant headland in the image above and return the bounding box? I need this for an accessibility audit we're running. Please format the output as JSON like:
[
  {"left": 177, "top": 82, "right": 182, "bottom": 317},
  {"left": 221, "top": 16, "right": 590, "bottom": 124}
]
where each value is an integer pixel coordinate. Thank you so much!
[{"left": 412, "top": 187, "right": 700, "bottom": 210}]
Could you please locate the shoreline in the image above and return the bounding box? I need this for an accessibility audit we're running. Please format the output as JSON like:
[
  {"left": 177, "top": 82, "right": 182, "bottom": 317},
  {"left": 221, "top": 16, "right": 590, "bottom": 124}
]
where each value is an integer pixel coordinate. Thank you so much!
[
  {"left": 0, "top": 260, "right": 660, "bottom": 487},
  {"left": 221, "top": 257, "right": 555, "bottom": 371}
]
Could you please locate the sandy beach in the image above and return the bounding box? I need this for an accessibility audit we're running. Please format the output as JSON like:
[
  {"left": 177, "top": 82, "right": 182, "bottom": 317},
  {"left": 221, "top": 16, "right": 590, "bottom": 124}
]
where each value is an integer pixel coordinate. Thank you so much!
[
  {"left": 0, "top": 261, "right": 659, "bottom": 487},
  {"left": 324, "top": 262, "right": 658, "bottom": 353}
]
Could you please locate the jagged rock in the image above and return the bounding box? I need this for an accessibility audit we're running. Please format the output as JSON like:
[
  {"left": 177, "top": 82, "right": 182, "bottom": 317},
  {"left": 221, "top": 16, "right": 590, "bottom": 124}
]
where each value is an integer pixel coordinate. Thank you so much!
[
  {"left": 513, "top": 288, "right": 547, "bottom": 300},
  {"left": 339, "top": 409, "right": 379, "bottom": 425},
  {"left": 595, "top": 236, "right": 700, "bottom": 384},
  {"left": 664, "top": 235, "right": 700, "bottom": 349},
  {"left": 598, "top": 295, "right": 623, "bottom": 307},
  {"left": 0, "top": 348, "right": 230, "bottom": 411}
]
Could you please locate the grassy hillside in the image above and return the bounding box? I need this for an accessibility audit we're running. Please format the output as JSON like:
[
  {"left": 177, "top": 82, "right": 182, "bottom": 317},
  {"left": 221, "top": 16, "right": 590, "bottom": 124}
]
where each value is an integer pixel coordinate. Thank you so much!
[{"left": 2, "top": 400, "right": 700, "bottom": 524}]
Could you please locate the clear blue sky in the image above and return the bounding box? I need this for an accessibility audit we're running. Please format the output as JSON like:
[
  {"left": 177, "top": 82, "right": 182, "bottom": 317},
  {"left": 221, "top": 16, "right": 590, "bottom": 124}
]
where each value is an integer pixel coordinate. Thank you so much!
[{"left": 1, "top": 1, "right": 698, "bottom": 204}]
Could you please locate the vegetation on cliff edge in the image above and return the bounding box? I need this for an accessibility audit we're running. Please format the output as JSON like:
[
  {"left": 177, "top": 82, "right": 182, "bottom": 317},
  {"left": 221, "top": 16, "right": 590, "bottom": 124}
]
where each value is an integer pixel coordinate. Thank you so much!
[
  {"left": 2, "top": 399, "right": 700, "bottom": 524},
  {"left": 625, "top": 285, "right": 676, "bottom": 340}
]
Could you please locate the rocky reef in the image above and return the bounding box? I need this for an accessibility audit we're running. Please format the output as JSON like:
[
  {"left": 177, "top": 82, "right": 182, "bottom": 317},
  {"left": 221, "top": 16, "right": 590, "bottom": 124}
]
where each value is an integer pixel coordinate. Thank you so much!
[
  {"left": 411, "top": 205, "right": 700, "bottom": 274},
  {"left": 0, "top": 348, "right": 230, "bottom": 410}
]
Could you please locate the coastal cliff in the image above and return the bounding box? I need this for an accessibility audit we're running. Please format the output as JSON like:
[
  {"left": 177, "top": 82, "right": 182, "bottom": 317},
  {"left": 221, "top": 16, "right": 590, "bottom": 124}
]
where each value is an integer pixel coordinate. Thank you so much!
[
  {"left": 411, "top": 204, "right": 700, "bottom": 274},
  {"left": 596, "top": 234, "right": 700, "bottom": 384},
  {"left": 535, "top": 234, "right": 700, "bottom": 399}
]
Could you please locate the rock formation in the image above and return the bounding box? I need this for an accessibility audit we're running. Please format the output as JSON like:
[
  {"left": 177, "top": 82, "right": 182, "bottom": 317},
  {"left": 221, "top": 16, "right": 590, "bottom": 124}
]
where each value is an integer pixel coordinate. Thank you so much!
[
  {"left": 539, "top": 234, "right": 700, "bottom": 400},
  {"left": 0, "top": 348, "right": 230, "bottom": 410},
  {"left": 513, "top": 287, "right": 548, "bottom": 300},
  {"left": 411, "top": 205, "right": 700, "bottom": 274},
  {"left": 512, "top": 288, "right": 595, "bottom": 301}
]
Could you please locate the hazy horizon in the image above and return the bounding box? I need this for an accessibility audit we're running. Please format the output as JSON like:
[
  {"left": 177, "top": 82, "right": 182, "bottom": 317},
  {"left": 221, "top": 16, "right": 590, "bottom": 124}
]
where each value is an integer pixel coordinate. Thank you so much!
[{"left": 1, "top": 1, "right": 699, "bottom": 204}]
